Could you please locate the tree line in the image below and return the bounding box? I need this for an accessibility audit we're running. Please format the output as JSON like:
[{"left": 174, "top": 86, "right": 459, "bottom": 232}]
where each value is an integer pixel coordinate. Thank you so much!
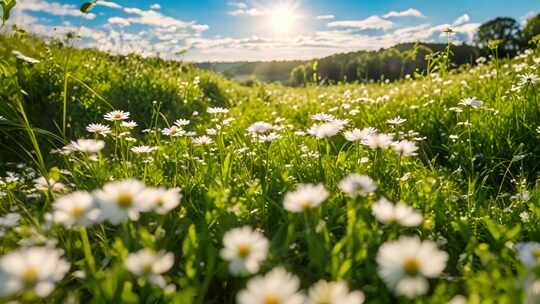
[{"left": 287, "top": 14, "right": 540, "bottom": 86}]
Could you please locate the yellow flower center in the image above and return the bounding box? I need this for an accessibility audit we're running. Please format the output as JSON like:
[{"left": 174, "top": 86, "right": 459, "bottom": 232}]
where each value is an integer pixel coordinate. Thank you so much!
[
  {"left": 117, "top": 193, "right": 133, "bottom": 208},
  {"left": 22, "top": 266, "right": 39, "bottom": 284},
  {"left": 264, "top": 295, "right": 280, "bottom": 304},
  {"left": 403, "top": 258, "right": 420, "bottom": 276},
  {"left": 300, "top": 201, "right": 311, "bottom": 210},
  {"left": 237, "top": 244, "right": 251, "bottom": 259},
  {"left": 533, "top": 249, "right": 540, "bottom": 260},
  {"left": 71, "top": 207, "right": 84, "bottom": 218},
  {"left": 142, "top": 263, "right": 153, "bottom": 274},
  {"left": 155, "top": 198, "right": 164, "bottom": 206}
]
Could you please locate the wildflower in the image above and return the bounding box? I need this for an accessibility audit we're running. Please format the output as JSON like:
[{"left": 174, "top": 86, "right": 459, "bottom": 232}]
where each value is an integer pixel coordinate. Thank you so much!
[
  {"left": 247, "top": 122, "right": 274, "bottom": 134},
  {"left": 338, "top": 174, "right": 377, "bottom": 198},
  {"left": 344, "top": 127, "right": 377, "bottom": 142},
  {"left": 387, "top": 116, "right": 407, "bottom": 125},
  {"left": 121, "top": 121, "right": 138, "bottom": 129},
  {"left": 137, "top": 187, "right": 181, "bottom": 214},
  {"left": 174, "top": 119, "right": 190, "bottom": 126},
  {"left": 220, "top": 226, "right": 269, "bottom": 275},
  {"left": 70, "top": 139, "right": 105, "bottom": 154},
  {"left": 52, "top": 191, "right": 101, "bottom": 227},
  {"left": 131, "top": 146, "right": 156, "bottom": 154},
  {"left": 237, "top": 267, "right": 305, "bottom": 304},
  {"left": 34, "top": 177, "right": 68, "bottom": 193},
  {"left": 376, "top": 236, "right": 447, "bottom": 298},
  {"left": 283, "top": 183, "right": 329, "bottom": 212},
  {"left": 0, "top": 247, "right": 69, "bottom": 298},
  {"left": 192, "top": 135, "right": 213, "bottom": 145},
  {"left": 258, "top": 133, "right": 281, "bottom": 143},
  {"left": 207, "top": 107, "right": 229, "bottom": 114},
  {"left": 307, "top": 280, "right": 365, "bottom": 304},
  {"left": 363, "top": 133, "right": 393, "bottom": 150},
  {"left": 515, "top": 242, "right": 540, "bottom": 269},
  {"left": 518, "top": 73, "right": 539, "bottom": 86},
  {"left": 372, "top": 197, "right": 423, "bottom": 227},
  {"left": 393, "top": 140, "right": 418, "bottom": 157},
  {"left": 458, "top": 97, "right": 483, "bottom": 108},
  {"left": 104, "top": 110, "right": 130, "bottom": 121},
  {"left": 448, "top": 295, "right": 467, "bottom": 304},
  {"left": 161, "top": 126, "right": 186, "bottom": 137},
  {"left": 125, "top": 249, "right": 174, "bottom": 287},
  {"left": 86, "top": 123, "right": 111, "bottom": 136},
  {"left": 12, "top": 50, "right": 40, "bottom": 64},
  {"left": 312, "top": 113, "right": 336, "bottom": 122},
  {"left": 520, "top": 211, "right": 530, "bottom": 223},
  {"left": 93, "top": 179, "right": 147, "bottom": 224},
  {"left": 0, "top": 213, "right": 20, "bottom": 228},
  {"left": 308, "top": 122, "right": 345, "bottom": 139}
]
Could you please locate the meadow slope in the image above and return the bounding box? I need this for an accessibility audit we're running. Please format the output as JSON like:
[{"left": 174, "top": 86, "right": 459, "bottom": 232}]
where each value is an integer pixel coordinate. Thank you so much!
[{"left": 0, "top": 33, "right": 540, "bottom": 303}]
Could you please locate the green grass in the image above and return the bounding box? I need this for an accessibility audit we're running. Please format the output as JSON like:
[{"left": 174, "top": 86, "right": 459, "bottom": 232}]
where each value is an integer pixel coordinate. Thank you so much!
[{"left": 0, "top": 32, "right": 540, "bottom": 303}]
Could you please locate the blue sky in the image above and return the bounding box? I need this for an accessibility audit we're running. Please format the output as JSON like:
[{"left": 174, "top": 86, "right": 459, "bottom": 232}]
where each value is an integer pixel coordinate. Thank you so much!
[{"left": 7, "top": 0, "right": 540, "bottom": 62}]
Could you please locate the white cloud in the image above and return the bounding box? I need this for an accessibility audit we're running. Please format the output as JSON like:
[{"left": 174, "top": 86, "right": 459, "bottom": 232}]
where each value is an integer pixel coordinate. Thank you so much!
[
  {"left": 121, "top": 7, "right": 209, "bottom": 32},
  {"left": 453, "top": 14, "right": 470, "bottom": 26},
  {"left": 227, "top": 1, "right": 264, "bottom": 17},
  {"left": 383, "top": 8, "right": 424, "bottom": 19},
  {"left": 108, "top": 17, "right": 130, "bottom": 27},
  {"left": 150, "top": 4, "right": 161, "bottom": 10},
  {"left": 16, "top": 0, "right": 96, "bottom": 20},
  {"left": 96, "top": 1, "right": 122, "bottom": 9},
  {"left": 317, "top": 15, "right": 335, "bottom": 20},
  {"left": 328, "top": 16, "right": 394, "bottom": 30}
]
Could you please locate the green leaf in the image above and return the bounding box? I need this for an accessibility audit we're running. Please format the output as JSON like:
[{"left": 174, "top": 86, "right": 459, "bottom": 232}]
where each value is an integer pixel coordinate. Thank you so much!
[
  {"left": 1, "top": 0, "right": 17, "bottom": 25},
  {"left": 80, "top": 1, "right": 94, "bottom": 14}
]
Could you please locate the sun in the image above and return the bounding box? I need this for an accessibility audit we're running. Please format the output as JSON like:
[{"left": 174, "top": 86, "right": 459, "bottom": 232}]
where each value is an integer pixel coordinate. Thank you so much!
[{"left": 268, "top": 5, "right": 298, "bottom": 35}]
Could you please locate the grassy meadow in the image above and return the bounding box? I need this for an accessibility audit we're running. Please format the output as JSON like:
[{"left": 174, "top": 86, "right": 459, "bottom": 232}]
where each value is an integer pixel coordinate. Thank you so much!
[{"left": 1, "top": 30, "right": 540, "bottom": 303}]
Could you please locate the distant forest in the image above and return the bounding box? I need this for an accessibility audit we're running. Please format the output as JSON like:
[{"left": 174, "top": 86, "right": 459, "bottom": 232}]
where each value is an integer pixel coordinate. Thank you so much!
[{"left": 196, "top": 14, "right": 540, "bottom": 86}]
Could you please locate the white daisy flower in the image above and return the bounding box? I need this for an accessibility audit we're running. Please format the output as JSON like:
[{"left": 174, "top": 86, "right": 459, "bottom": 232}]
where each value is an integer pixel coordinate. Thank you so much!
[
  {"left": 104, "top": 110, "right": 130, "bottom": 121},
  {"left": 121, "top": 121, "right": 138, "bottom": 129},
  {"left": 283, "top": 183, "right": 329, "bottom": 212},
  {"left": 220, "top": 226, "right": 269, "bottom": 275},
  {"left": 372, "top": 197, "right": 423, "bottom": 227},
  {"left": 174, "top": 119, "right": 190, "bottom": 126},
  {"left": 207, "top": 107, "right": 229, "bottom": 114},
  {"left": 125, "top": 249, "right": 174, "bottom": 287},
  {"left": 515, "top": 242, "right": 540, "bottom": 269},
  {"left": 192, "top": 135, "right": 213, "bottom": 145},
  {"left": 0, "top": 247, "right": 70, "bottom": 298},
  {"left": 458, "top": 97, "right": 483, "bottom": 108},
  {"left": 393, "top": 140, "right": 419, "bottom": 157},
  {"left": 237, "top": 267, "right": 305, "bottom": 304},
  {"left": 131, "top": 146, "right": 156, "bottom": 154},
  {"left": 93, "top": 179, "right": 147, "bottom": 224},
  {"left": 34, "top": 177, "right": 68, "bottom": 193},
  {"left": 308, "top": 122, "right": 345, "bottom": 139},
  {"left": 137, "top": 187, "right": 181, "bottom": 214},
  {"left": 307, "top": 280, "right": 365, "bottom": 304},
  {"left": 338, "top": 174, "right": 377, "bottom": 198},
  {"left": 86, "top": 123, "right": 111, "bottom": 136},
  {"left": 247, "top": 122, "right": 274, "bottom": 134},
  {"left": 12, "top": 50, "right": 40, "bottom": 64},
  {"left": 70, "top": 139, "right": 105, "bottom": 154},
  {"left": 376, "top": 236, "right": 448, "bottom": 298},
  {"left": 312, "top": 113, "right": 336, "bottom": 122},
  {"left": 386, "top": 116, "right": 407, "bottom": 125},
  {"left": 161, "top": 126, "right": 186, "bottom": 137},
  {"left": 0, "top": 213, "right": 21, "bottom": 228},
  {"left": 363, "top": 133, "right": 393, "bottom": 150},
  {"left": 52, "top": 191, "right": 101, "bottom": 227},
  {"left": 343, "top": 127, "right": 377, "bottom": 142}
]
